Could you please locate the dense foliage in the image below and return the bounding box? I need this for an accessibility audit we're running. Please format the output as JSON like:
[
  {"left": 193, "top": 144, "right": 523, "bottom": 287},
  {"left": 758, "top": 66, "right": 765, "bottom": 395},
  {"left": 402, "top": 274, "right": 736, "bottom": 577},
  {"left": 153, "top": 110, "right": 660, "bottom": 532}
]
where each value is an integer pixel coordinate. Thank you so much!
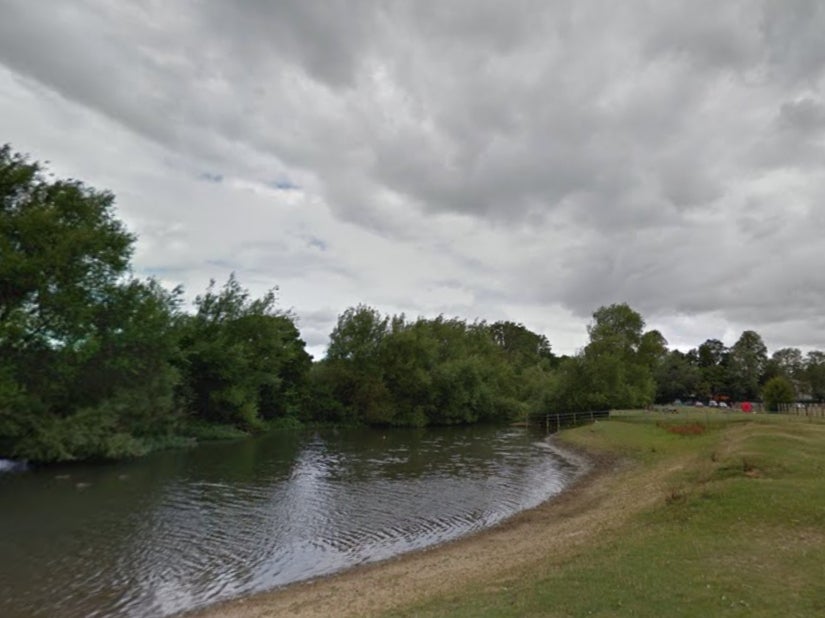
[
  {"left": 306, "top": 307, "right": 555, "bottom": 426},
  {"left": 0, "top": 146, "right": 309, "bottom": 462},
  {"left": 762, "top": 376, "right": 795, "bottom": 412},
  {"left": 178, "top": 275, "right": 311, "bottom": 429},
  {"left": 2, "top": 145, "right": 823, "bottom": 463}
]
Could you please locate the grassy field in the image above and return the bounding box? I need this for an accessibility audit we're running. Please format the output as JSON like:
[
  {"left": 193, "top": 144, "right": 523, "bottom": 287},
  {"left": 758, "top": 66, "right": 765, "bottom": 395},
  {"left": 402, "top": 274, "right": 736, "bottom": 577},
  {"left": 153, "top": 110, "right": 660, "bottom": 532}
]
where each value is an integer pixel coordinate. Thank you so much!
[{"left": 388, "top": 410, "right": 825, "bottom": 617}]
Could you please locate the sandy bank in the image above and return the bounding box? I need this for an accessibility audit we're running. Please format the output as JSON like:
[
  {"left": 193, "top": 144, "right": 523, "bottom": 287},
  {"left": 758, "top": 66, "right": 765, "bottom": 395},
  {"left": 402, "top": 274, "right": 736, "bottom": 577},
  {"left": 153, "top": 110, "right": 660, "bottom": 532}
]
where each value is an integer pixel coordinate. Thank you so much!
[{"left": 188, "top": 440, "right": 673, "bottom": 618}]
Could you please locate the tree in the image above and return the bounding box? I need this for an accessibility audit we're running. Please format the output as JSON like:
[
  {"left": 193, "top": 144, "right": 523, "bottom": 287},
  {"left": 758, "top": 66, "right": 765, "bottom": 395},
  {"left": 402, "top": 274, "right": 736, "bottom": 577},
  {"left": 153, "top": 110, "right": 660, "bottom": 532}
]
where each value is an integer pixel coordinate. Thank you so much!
[
  {"left": 67, "top": 278, "right": 184, "bottom": 434},
  {"left": 762, "top": 376, "right": 795, "bottom": 412},
  {"left": 697, "top": 339, "right": 727, "bottom": 368},
  {"left": 771, "top": 348, "right": 803, "bottom": 379},
  {"left": 728, "top": 331, "right": 768, "bottom": 400},
  {"left": 768, "top": 348, "right": 809, "bottom": 390},
  {"left": 638, "top": 329, "right": 668, "bottom": 370},
  {"left": 0, "top": 145, "right": 182, "bottom": 461},
  {"left": 488, "top": 321, "right": 554, "bottom": 367},
  {"left": 805, "top": 351, "right": 825, "bottom": 402},
  {"left": 326, "top": 304, "right": 389, "bottom": 366},
  {"left": 0, "top": 145, "right": 134, "bottom": 349},
  {"left": 179, "top": 275, "right": 311, "bottom": 429},
  {"left": 574, "top": 304, "right": 656, "bottom": 410},
  {"left": 311, "top": 309, "right": 527, "bottom": 427},
  {"left": 693, "top": 339, "right": 730, "bottom": 399},
  {"left": 654, "top": 350, "right": 701, "bottom": 403},
  {"left": 587, "top": 303, "right": 644, "bottom": 355},
  {"left": 320, "top": 305, "right": 391, "bottom": 422}
]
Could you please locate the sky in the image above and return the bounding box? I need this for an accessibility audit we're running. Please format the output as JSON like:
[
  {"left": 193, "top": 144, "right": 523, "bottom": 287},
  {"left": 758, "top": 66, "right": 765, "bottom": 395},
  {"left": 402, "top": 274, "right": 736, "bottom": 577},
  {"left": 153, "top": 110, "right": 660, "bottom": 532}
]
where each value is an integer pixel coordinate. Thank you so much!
[{"left": 1, "top": 1, "right": 824, "bottom": 359}]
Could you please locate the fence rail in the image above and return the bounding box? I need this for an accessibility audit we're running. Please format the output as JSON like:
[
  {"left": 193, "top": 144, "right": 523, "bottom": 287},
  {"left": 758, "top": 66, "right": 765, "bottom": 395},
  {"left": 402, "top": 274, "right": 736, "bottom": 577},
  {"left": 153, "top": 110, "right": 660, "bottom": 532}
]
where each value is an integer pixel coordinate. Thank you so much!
[
  {"left": 777, "top": 403, "right": 825, "bottom": 418},
  {"left": 525, "top": 409, "right": 610, "bottom": 433}
]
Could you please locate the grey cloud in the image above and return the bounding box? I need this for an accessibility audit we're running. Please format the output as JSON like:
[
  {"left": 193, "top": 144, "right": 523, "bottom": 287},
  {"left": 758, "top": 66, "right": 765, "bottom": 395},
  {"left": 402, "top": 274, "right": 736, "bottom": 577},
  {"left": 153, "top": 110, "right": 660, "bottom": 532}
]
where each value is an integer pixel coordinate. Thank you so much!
[
  {"left": 748, "top": 99, "right": 825, "bottom": 172},
  {"left": 641, "top": 2, "right": 762, "bottom": 71},
  {"left": 778, "top": 97, "right": 825, "bottom": 134},
  {"left": 3, "top": 1, "right": 825, "bottom": 353},
  {"left": 762, "top": 0, "right": 825, "bottom": 84},
  {"left": 197, "top": 0, "right": 379, "bottom": 88},
  {"left": 0, "top": 1, "right": 754, "bottom": 228}
]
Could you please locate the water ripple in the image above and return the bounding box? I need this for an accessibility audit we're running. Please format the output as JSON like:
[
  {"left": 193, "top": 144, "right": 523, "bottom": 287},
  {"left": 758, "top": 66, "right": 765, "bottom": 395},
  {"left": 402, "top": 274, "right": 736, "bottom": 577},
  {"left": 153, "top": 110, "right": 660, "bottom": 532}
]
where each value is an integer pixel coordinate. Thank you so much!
[{"left": 0, "top": 426, "right": 580, "bottom": 617}]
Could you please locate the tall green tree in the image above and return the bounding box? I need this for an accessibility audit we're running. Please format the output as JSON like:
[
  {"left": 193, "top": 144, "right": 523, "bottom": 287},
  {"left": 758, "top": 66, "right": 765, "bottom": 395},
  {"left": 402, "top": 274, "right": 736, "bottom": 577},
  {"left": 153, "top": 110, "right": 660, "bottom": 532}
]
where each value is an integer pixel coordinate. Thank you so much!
[
  {"left": 1, "top": 144, "right": 134, "bottom": 351},
  {"left": 693, "top": 339, "right": 730, "bottom": 399},
  {"left": 771, "top": 348, "right": 803, "bottom": 378},
  {"left": 586, "top": 303, "right": 645, "bottom": 355},
  {"left": 326, "top": 304, "right": 389, "bottom": 366},
  {"left": 0, "top": 145, "right": 182, "bottom": 461},
  {"left": 805, "top": 351, "right": 825, "bottom": 402},
  {"left": 179, "top": 275, "right": 311, "bottom": 429},
  {"left": 638, "top": 329, "right": 668, "bottom": 371},
  {"left": 654, "top": 350, "right": 701, "bottom": 403},
  {"left": 697, "top": 339, "right": 727, "bottom": 368},
  {"left": 728, "top": 330, "right": 768, "bottom": 400},
  {"left": 320, "top": 304, "right": 391, "bottom": 423},
  {"left": 580, "top": 303, "right": 656, "bottom": 409}
]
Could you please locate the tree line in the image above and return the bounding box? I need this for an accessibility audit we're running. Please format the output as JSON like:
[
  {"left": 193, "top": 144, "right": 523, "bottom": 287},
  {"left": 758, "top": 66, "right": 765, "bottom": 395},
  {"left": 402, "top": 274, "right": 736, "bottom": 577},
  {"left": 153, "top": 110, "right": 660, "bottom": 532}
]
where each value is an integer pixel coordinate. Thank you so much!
[
  {"left": 652, "top": 334, "right": 825, "bottom": 410},
  {"left": 2, "top": 145, "right": 823, "bottom": 462}
]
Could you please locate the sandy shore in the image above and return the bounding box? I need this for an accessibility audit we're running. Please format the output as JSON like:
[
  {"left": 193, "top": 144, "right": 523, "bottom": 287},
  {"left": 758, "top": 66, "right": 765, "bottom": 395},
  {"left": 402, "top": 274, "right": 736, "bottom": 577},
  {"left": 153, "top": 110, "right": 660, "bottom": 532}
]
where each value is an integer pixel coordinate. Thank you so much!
[{"left": 189, "top": 439, "right": 675, "bottom": 618}]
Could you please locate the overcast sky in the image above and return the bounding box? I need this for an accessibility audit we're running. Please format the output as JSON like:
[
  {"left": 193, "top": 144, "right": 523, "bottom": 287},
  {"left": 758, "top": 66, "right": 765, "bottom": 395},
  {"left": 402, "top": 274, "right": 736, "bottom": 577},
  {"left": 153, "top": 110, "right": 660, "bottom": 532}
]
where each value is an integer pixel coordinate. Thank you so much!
[{"left": 2, "top": 1, "right": 824, "bottom": 358}]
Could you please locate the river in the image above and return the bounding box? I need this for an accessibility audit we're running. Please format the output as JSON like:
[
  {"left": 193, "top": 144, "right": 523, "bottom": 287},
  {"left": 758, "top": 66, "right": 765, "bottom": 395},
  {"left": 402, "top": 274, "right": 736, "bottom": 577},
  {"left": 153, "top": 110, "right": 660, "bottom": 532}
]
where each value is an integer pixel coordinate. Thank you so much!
[{"left": 0, "top": 425, "right": 579, "bottom": 617}]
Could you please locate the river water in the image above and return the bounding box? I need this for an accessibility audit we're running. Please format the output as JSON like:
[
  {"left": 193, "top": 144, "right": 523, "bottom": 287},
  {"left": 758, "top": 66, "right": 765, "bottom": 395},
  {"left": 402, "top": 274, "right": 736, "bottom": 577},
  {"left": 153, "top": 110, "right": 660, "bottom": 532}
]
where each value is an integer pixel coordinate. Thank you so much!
[{"left": 0, "top": 425, "right": 579, "bottom": 617}]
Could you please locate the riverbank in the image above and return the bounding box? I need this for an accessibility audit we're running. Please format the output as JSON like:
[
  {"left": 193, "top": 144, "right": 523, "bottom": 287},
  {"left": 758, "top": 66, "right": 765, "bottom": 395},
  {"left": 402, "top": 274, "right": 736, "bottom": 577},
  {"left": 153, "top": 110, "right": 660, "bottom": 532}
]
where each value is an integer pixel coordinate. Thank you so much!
[
  {"left": 187, "top": 443, "right": 619, "bottom": 618},
  {"left": 189, "top": 411, "right": 825, "bottom": 617}
]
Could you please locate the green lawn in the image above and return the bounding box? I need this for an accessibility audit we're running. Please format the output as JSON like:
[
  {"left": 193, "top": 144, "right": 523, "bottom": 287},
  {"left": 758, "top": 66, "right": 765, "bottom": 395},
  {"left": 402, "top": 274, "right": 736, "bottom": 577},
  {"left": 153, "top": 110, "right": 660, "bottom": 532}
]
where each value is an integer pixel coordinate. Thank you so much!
[{"left": 388, "top": 411, "right": 825, "bottom": 617}]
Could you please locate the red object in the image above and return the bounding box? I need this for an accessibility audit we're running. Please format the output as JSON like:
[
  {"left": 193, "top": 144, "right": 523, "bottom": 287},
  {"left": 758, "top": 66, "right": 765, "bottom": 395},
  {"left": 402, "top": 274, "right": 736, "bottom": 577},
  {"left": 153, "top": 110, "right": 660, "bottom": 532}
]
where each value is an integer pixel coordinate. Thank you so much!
[{"left": 741, "top": 401, "right": 753, "bottom": 413}]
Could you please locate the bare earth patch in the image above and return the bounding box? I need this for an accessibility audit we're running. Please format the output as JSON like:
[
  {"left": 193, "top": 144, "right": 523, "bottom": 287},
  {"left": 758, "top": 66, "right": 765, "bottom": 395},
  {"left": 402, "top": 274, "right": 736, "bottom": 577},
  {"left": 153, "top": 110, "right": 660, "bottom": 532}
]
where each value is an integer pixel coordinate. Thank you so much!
[
  {"left": 659, "top": 422, "right": 706, "bottom": 436},
  {"left": 186, "top": 441, "right": 685, "bottom": 618}
]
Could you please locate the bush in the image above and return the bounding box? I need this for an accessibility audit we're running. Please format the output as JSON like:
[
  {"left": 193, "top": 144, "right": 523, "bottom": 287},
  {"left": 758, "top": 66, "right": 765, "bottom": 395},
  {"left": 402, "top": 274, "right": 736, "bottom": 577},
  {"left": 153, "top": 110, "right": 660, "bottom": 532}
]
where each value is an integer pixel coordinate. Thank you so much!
[{"left": 762, "top": 376, "right": 795, "bottom": 412}]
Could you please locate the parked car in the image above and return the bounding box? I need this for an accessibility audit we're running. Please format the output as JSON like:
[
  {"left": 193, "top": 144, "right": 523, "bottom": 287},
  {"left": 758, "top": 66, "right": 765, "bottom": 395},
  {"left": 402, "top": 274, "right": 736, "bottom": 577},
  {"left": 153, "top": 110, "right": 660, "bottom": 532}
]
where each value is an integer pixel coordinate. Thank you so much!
[
  {"left": 694, "top": 401, "right": 704, "bottom": 407},
  {"left": 708, "top": 400, "right": 719, "bottom": 407},
  {"left": 718, "top": 402, "right": 728, "bottom": 408}
]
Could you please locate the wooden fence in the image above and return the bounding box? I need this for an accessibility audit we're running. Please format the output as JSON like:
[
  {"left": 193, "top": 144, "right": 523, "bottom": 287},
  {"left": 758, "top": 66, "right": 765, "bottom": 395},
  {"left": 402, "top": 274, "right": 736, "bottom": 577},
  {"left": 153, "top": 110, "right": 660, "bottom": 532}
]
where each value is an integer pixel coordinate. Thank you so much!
[
  {"left": 777, "top": 403, "right": 825, "bottom": 418},
  {"left": 525, "top": 409, "right": 610, "bottom": 433}
]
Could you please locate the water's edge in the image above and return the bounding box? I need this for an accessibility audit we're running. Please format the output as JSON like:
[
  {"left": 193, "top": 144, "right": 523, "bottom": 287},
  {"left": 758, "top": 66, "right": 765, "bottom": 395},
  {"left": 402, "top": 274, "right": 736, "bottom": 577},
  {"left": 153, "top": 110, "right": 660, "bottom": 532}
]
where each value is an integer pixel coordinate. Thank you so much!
[
  {"left": 1, "top": 426, "right": 584, "bottom": 617},
  {"left": 185, "top": 435, "right": 594, "bottom": 617}
]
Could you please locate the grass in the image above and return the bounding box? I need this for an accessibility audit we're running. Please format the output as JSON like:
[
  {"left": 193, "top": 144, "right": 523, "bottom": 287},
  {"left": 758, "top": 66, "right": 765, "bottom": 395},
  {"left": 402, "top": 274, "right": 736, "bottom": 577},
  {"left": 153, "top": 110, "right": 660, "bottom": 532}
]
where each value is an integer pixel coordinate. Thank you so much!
[{"left": 387, "top": 410, "right": 825, "bottom": 617}]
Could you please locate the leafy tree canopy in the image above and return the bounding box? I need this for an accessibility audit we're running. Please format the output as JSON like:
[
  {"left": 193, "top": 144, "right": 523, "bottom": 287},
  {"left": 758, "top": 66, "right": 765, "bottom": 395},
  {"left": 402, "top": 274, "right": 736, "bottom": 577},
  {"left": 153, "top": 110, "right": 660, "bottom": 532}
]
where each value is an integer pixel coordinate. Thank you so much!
[{"left": 1, "top": 144, "right": 134, "bottom": 350}]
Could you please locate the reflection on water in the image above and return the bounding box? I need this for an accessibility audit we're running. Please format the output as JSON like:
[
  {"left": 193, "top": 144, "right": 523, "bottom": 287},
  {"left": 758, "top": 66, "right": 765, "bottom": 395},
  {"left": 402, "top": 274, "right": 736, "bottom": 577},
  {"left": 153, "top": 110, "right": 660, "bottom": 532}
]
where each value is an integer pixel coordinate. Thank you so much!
[{"left": 0, "top": 425, "right": 578, "bottom": 617}]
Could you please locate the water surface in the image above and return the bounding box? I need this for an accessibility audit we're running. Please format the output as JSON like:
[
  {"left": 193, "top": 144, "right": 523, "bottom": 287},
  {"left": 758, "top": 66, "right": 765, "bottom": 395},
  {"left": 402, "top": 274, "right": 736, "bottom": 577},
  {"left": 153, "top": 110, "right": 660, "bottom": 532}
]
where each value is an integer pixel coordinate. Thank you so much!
[{"left": 0, "top": 425, "right": 578, "bottom": 617}]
